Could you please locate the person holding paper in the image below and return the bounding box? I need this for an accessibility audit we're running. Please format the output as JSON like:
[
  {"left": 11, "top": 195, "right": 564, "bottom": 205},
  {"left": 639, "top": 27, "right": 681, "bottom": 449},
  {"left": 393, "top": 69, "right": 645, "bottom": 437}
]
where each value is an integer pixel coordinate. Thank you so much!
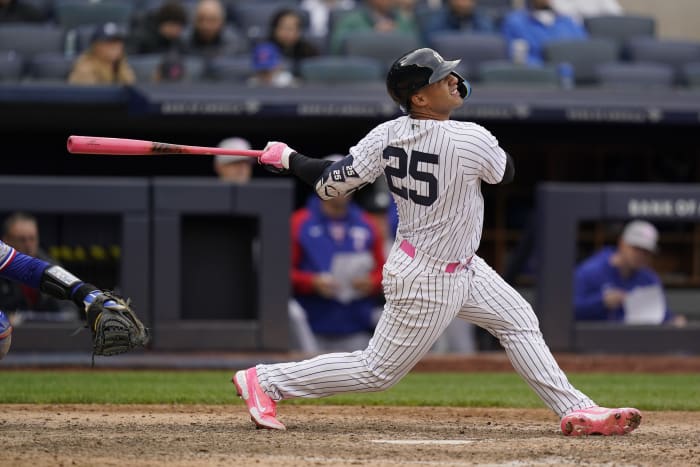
[
  {"left": 290, "top": 161, "right": 385, "bottom": 352},
  {"left": 574, "top": 220, "right": 686, "bottom": 326}
]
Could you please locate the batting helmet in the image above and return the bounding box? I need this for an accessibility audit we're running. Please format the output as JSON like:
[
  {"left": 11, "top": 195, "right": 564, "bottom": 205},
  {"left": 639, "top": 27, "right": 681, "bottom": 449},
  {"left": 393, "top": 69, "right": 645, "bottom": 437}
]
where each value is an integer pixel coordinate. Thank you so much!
[{"left": 386, "top": 48, "right": 471, "bottom": 112}]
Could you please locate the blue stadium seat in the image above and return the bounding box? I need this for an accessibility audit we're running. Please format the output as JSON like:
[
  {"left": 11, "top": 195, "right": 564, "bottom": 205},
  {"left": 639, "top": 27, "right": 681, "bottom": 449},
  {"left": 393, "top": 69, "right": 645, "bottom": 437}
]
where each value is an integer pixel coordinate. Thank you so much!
[
  {"left": 0, "top": 24, "right": 64, "bottom": 59},
  {"left": 544, "top": 38, "right": 619, "bottom": 85},
  {"left": 128, "top": 54, "right": 205, "bottom": 83},
  {"left": 28, "top": 52, "right": 75, "bottom": 81},
  {"left": 343, "top": 31, "right": 421, "bottom": 72},
  {"left": 627, "top": 38, "right": 700, "bottom": 84},
  {"left": 0, "top": 51, "right": 24, "bottom": 83},
  {"left": 127, "top": 54, "right": 161, "bottom": 82},
  {"left": 595, "top": 62, "right": 674, "bottom": 89},
  {"left": 299, "top": 56, "right": 382, "bottom": 84},
  {"left": 54, "top": 0, "right": 132, "bottom": 29},
  {"left": 584, "top": 15, "right": 655, "bottom": 44},
  {"left": 681, "top": 62, "right": 700, "bottom": 88},
  {"left": 204, "top": 55, "right": 253, "bottom": 83},
  {"left": 430, "top": 33, "right": 507, "bottom": 81},
  {"left": 478, "top": 61, "right": 559, "bottom": 87}
]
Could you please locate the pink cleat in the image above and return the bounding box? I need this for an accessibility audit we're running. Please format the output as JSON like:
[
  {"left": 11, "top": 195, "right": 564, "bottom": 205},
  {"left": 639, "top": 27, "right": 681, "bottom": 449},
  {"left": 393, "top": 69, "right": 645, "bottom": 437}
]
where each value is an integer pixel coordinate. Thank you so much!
[
  {"left": 561, "top": 406, "right": 642, "bottom": 436},
  {"left": 233, "top": 368, "right": 286, "bottom": 430}
]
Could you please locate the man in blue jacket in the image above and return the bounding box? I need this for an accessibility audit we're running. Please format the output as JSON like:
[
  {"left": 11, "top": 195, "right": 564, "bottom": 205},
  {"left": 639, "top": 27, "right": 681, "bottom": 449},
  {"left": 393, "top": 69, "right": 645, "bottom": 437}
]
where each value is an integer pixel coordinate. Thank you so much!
[
  {"left": 574, "top": 220, "right": 686, "bottom": 326},
  {"left": 291, "top": 190, "right": 385, "bottom": 352},
  {"left": 501, "top": 0, "right": 586, "bottom": 65}
]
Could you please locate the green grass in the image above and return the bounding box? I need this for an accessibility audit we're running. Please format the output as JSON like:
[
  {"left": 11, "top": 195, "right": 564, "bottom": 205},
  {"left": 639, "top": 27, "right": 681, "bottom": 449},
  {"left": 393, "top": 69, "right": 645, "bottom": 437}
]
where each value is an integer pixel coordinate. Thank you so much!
[{"left": 0, "top": 371, "right": 697, "bottom": 411}]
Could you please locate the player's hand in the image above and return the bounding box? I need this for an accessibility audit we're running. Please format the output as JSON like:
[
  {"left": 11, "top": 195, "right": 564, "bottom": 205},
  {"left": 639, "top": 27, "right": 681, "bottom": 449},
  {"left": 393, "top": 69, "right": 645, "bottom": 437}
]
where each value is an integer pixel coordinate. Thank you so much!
[
  {"left": 351, "top": 276, "right": 375, "bottom": 297},
  {"left": 602, "top": 288, "right": 626, "bottom": 310},
  {"left": 259, "top": 141, "right": 295, "bottom": 170},
  {"left": 312, "top": 273, "right": 338, "bottom": 299}
]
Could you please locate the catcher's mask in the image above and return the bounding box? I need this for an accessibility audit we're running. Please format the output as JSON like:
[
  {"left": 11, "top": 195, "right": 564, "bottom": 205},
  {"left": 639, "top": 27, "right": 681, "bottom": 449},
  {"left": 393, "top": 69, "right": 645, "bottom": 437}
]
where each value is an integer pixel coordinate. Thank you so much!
[{"left": 386, "top": 47, "right": 471, "bottom": 113}]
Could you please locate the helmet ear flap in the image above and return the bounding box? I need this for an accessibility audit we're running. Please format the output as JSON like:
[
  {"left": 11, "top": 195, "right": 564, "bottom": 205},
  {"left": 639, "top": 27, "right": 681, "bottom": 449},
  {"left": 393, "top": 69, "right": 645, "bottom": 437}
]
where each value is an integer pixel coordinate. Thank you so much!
[{"left": 451, "top": 72, "right": 471, "bottom": 99}]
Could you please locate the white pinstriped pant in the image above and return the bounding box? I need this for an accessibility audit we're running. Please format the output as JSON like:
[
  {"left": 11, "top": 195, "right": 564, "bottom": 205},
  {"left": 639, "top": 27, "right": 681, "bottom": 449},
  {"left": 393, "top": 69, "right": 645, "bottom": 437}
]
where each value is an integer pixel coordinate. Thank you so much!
[{"left": 257, "top": 241, "right": 595, "bottom": 417}]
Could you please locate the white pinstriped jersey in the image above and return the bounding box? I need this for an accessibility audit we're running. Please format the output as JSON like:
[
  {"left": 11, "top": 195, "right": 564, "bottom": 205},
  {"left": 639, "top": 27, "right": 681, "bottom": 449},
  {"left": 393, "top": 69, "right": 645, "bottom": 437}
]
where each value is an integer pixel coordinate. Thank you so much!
[
  {"left": 259, "top": 117, "right": 596, "bottom": 420},
  {"left": 329, "top": 117, "right": 506, "bottom": 262}
]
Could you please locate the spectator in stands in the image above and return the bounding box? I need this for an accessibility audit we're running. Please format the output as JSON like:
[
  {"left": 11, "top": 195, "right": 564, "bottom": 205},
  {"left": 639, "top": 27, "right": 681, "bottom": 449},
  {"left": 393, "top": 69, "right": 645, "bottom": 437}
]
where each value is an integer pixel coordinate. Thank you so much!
[
  {"left": 68, "top": 22, "right": 135, "bottom": 85},
  {"left": 129, "top": 0, "right": 188, "bottom": 55},
  {"left": 269, "top": 8, "right": 320, "bottom": 76},
  {"left": 574, "top": 220, "right": 687, "bottom": 326},
  {"left": 423, "top": 0, "right": 495, "bottom": 43},
  {"left": 247, "top": 42, "right": 298, "bottom": 88},
  {"left": 291, "top": 169, "right": 385, "bottom": 352},
  {"left": 550, "top": 0, "right": 623, "bottom": 25},
  {"left": 501, "top": 0, "right": 587, "bottom": 66},
  {"left": 213, "top": 137, "right": 255, "bottom": 184},
  {"left": 0, "top": 0, "right": 45, "bottom": 22},
  {"left": 329, "top": 0, "right": 420, "bottom": 54},
  {"left": 396, "top": 0, "right": 418, "bottom": 19},
  {"left": 186, "top": 0, "right": 246, "bottom": 58},
  {"left": 0, "top": 213, "right": 78, "bottom": 318},
  {"left": 301, "top": 0, "right": 356, "bottom": 37}
]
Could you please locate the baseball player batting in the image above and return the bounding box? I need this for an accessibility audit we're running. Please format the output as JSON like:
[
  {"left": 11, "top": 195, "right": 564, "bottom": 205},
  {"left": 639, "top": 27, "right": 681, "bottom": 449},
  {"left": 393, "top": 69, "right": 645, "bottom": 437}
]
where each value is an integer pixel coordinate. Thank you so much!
[{"left": 234, "top": 48, "right": 642, "bottom": 436}]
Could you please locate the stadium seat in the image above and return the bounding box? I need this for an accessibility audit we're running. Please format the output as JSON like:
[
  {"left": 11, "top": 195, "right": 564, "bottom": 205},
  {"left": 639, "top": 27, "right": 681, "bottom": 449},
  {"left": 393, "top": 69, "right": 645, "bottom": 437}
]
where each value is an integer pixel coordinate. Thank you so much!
[
  {"left": 0, "top": 24, "right": 64, "bottom": 59},
  {"left": 430, "top": 33, "right": 508, "bottom": 81},
  {"left": 299, "top": 56, "right": 382, "bottom": 84},
  {"left": 128, "top": 54, "right": 205, "bottom": 83},
  {"left": 0, "top": 51, "right": 23, "bottom": 83},
  {"left": 584, "top": 15, "right": 655, "bottom": 47},
  {"left": 681, "top": 62, "right": 700, "bottom": 88},
  {"left": 54, "top": 0, "right": 133, "bottom": 30},
  {"left": 595, "top": 62, "right": 674, "bottom": 89},
  {"left": 626, "top": 38, "right": 700, "bottom": 84},
  {"left": 127, "top": 54, "right": 161, "bottom": 83},
  {"left": 28, "top": 53, "right": 75, "bottom": 81},
  {"left": 343, "top": 31, "right": 422, "bottom": 71},
  {"left": 204, "top": 56, "right": 253, "bottom": 83},
  {"left": 544, "top": 38, "right": 619, "bottom": 85},
  {"left": 478, "top": 61, "right": 559, "bottom": 87},
  {"left": 229, "top": 2, "right": 303, "bottom": 40}
]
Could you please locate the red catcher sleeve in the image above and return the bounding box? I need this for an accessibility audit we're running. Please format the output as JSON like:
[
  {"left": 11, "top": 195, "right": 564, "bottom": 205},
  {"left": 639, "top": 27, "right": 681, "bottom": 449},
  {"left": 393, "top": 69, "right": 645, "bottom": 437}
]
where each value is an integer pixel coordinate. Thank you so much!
[
  {"left": 290, "top": 209, "right": 316, "bottom": 295},
  {"left": 362, "top": 213, "right": 386, "bottom": 295}
]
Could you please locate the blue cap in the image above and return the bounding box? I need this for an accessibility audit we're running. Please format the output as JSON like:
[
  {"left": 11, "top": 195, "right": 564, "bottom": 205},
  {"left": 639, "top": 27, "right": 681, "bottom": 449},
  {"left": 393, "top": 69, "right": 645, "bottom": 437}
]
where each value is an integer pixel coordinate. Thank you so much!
[
  {"left": 252, "top": 42, "right": 281, "bottom": 71},
  {"left": 91, "top": 22, "right": 127, "bottom": 44}
]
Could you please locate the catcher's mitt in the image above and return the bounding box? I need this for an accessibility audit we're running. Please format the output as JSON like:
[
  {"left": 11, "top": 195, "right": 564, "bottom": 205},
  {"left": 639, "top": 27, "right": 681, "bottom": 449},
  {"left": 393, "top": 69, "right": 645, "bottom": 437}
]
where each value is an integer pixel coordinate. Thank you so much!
[{"left": 86, "top": 292, "right": 149, "bottom": 357}]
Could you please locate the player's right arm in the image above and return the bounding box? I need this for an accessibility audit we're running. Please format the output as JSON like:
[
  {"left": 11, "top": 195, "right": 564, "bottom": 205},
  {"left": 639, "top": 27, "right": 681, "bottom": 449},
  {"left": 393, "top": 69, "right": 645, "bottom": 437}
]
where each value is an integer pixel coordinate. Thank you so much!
[{"left": 258, "top": 124, "right": 388, "bottom": 199}]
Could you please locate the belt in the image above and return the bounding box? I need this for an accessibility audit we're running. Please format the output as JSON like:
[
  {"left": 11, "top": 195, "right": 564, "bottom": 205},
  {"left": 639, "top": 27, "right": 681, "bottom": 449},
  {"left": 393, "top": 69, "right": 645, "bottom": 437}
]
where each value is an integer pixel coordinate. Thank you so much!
[{"left": 399, "top": 239, "right": 472, "bottom": 273}]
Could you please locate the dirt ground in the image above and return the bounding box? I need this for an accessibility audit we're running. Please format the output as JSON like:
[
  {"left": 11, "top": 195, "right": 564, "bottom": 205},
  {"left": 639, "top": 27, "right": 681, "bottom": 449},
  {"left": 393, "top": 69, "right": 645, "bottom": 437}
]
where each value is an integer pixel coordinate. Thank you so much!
[{"left": 2, "top": 404, "right": 699, "bottom": 467}]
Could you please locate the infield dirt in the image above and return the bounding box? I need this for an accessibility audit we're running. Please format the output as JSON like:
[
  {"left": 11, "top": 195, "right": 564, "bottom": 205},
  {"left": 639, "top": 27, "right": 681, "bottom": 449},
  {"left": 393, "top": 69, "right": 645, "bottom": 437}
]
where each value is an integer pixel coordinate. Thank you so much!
[{"left": 2, "top": 404, "right": 698, "bottom": 466}]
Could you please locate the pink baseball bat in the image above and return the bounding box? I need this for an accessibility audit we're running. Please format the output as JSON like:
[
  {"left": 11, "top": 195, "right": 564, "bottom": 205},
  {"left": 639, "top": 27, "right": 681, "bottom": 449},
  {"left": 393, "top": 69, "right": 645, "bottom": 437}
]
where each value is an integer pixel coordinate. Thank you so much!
[{"left": 66, "top": 135, "right": 264, "bottom": 158}]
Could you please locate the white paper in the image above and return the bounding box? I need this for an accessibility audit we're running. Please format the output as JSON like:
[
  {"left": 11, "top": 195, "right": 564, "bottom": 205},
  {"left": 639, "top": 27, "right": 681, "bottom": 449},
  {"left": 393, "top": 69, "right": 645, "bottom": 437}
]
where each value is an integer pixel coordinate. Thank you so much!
[
  {"left": 330, "top": 252, "right": 374, "bottom": 304},
  {"left": 623, "top": 285, "right": 665, "bottom": 325}
]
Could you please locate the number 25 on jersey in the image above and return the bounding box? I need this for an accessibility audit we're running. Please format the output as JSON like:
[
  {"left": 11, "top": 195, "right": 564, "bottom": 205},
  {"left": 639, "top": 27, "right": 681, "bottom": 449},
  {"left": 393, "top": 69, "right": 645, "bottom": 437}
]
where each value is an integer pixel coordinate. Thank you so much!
[{"left": 383, "top": 146, "right": 438, "bottom": 206}]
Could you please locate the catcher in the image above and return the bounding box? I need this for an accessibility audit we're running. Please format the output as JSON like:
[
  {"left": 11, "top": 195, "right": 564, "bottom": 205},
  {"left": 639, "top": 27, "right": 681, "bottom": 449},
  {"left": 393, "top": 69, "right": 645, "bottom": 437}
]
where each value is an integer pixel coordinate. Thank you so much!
[{"left": 0, "top": 238, "right": 148, "bottom": 360}]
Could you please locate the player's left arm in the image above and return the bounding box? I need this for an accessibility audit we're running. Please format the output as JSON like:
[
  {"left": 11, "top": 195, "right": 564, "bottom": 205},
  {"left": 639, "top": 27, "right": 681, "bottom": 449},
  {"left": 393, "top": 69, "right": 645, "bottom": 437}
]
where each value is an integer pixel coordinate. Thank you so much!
[
  {"left": 499, "top": 152, "right": 515, "bottom": 185},
  {"left": 0, "top": 240, "right": 148, "bottom": 356},
  {"left": 463, "top": 123, "right": 513, "bottom": 185}
]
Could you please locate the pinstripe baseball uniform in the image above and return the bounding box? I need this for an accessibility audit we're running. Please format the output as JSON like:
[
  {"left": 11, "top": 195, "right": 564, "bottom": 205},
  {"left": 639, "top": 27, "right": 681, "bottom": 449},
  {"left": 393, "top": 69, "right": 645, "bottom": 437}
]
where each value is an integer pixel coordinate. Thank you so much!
[{"left": 256, "top": 116, "right": 595, "bottom": 417}]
